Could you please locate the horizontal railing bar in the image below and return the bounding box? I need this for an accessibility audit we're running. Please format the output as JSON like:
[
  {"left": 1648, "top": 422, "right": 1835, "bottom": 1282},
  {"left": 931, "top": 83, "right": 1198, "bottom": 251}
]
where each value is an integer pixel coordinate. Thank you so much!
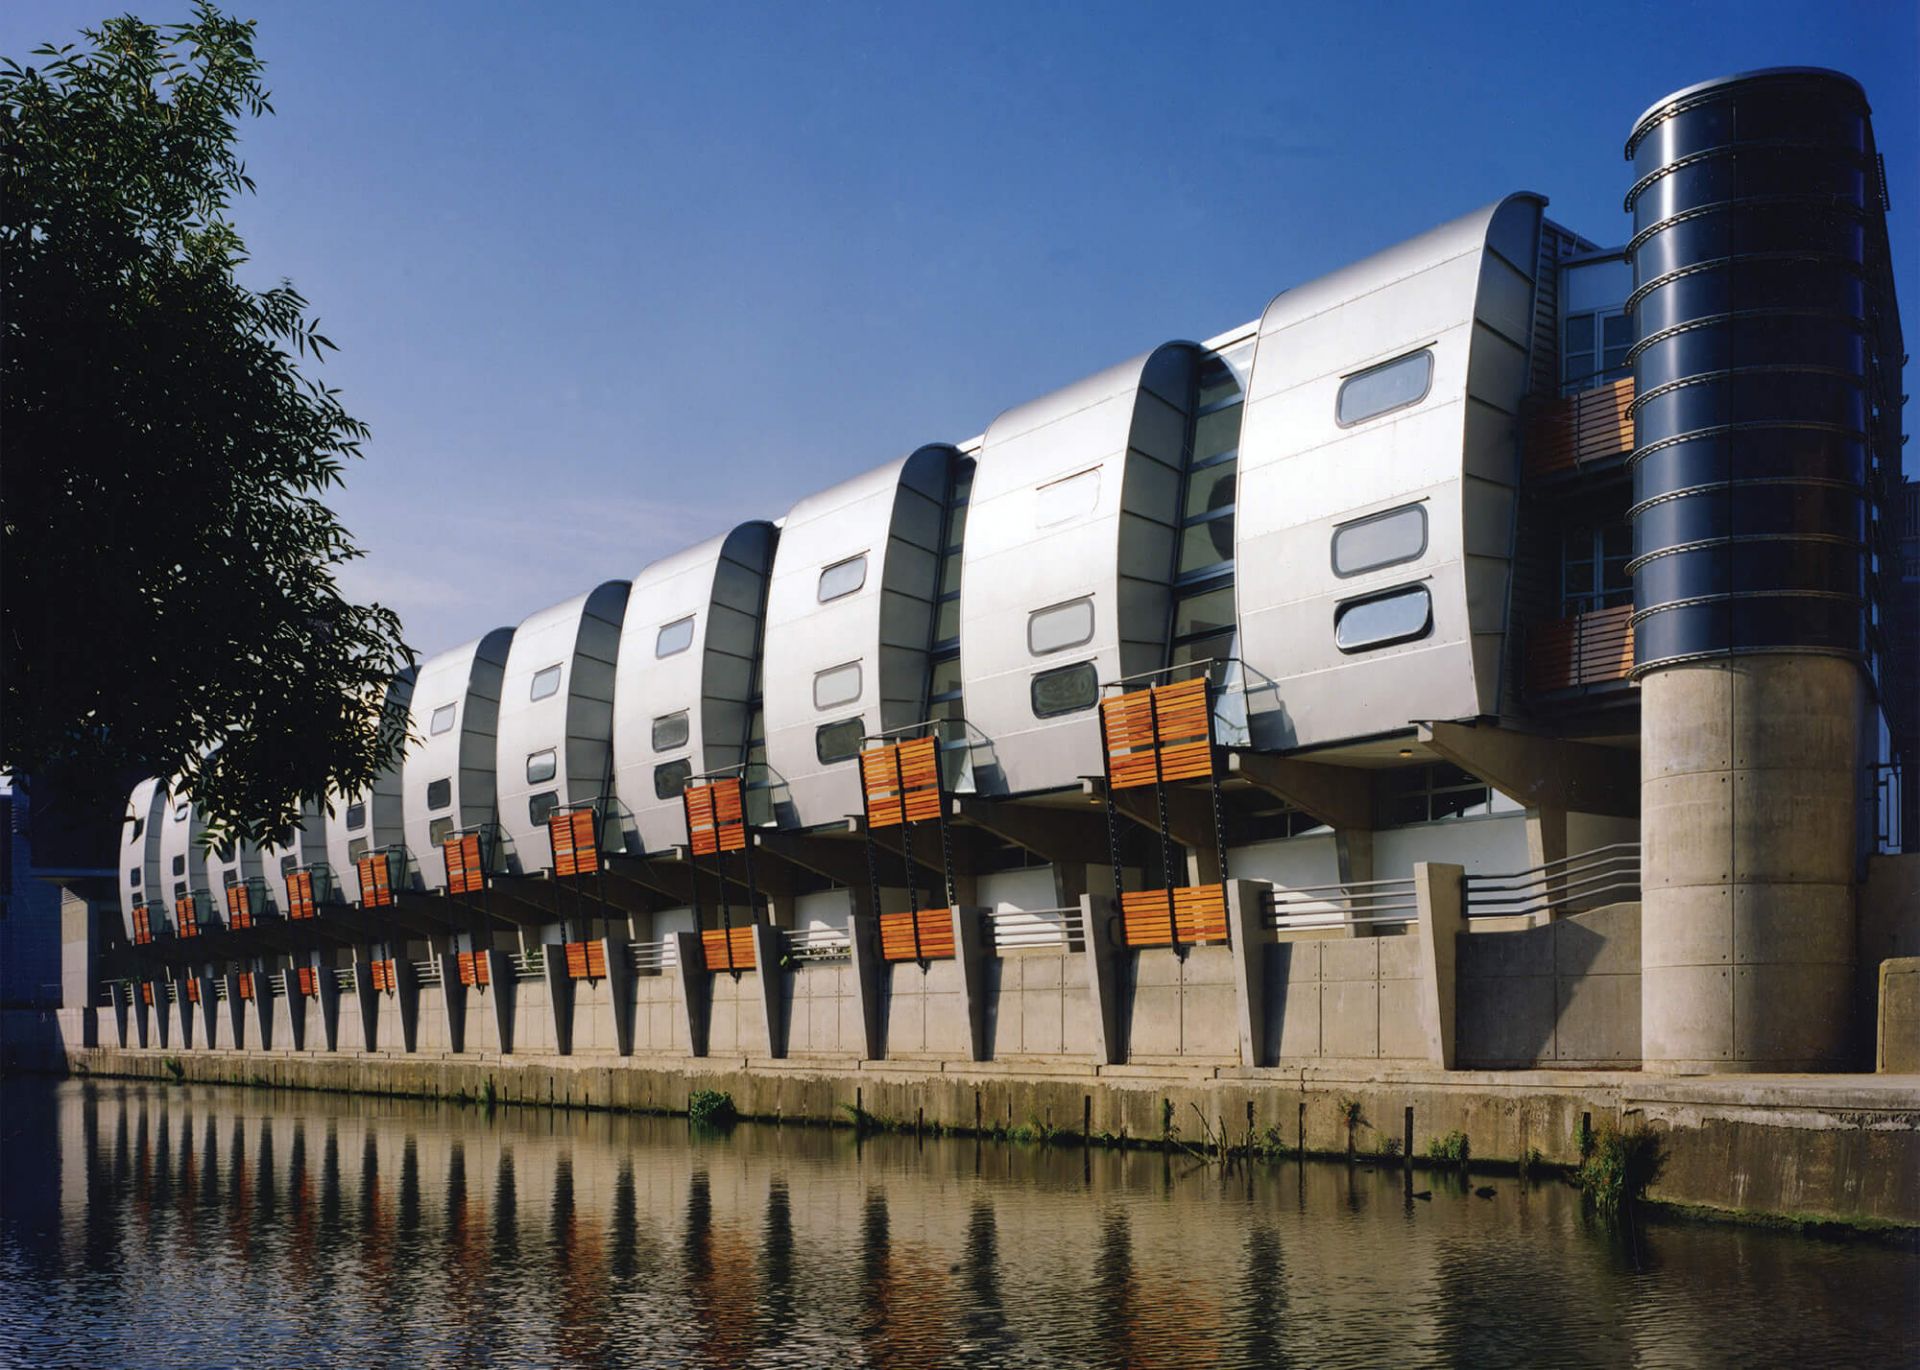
[
  {"left": 1467, "top": 843, "right": 1641, "bottom": 883},
  {"left": 1268, "top": 911, "right": 1419, "bottom": 929},
  {"left": 1469, "top": 865, "right": 1642, "bottom": 906}
]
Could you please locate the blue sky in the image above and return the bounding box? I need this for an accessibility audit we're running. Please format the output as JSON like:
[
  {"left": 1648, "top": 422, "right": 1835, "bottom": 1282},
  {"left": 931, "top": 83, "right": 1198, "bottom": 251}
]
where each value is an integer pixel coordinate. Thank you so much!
[{"left": 6, "top": 1, "right": 1915, "bottom": 658}]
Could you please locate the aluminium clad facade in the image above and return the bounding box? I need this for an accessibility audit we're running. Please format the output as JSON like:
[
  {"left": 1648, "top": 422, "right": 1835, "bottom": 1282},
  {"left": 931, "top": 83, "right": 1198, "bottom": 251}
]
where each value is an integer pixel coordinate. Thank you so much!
[{"left": 401, "top": 627, "right": 515, "bottom": 884}]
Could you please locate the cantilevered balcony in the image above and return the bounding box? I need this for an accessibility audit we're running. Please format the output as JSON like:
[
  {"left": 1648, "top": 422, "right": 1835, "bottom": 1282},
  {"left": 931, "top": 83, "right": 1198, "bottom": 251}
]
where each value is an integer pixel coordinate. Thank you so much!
[
  {"left": 1523, "top": 378, "right": 1633, "bottom": 481},
  {"left": 1524, "top": 603, "right": 1634, "bottom": 695}
]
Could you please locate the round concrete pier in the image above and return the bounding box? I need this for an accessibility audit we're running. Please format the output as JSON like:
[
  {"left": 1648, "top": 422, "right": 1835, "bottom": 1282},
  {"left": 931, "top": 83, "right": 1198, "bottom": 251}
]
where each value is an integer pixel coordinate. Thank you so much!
[{"left": 1640, "top": 656, "right": 1864, "bottom": 1072}]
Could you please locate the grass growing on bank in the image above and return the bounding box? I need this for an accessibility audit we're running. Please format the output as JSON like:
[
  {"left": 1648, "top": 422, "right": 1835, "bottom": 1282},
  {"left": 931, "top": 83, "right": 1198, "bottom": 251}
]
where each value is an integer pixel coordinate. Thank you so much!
[{"left": 1574, "top": 1124, "right": 1663, "bottom": 1215}]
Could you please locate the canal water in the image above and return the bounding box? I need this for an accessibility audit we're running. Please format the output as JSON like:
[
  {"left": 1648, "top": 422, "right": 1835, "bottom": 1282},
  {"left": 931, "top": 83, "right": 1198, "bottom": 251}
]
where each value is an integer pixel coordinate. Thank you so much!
[{"left": 0, "top": 1079, "right": 1911, "bottom": 1367}]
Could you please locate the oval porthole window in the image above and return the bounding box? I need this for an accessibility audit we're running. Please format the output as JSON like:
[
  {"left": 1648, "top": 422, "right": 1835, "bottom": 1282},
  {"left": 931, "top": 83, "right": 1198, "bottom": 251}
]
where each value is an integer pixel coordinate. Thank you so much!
[
  {"left": 1332, "top": 503, "right": 1428, "bottom": 577},
  {"left": 528, "top": 790, "right": 559, "bottom": 825},
  {"left": 1027, "top": 597, "right": 1095, "bottom": 655},
  {"left": 1030, "top": 661, "right": 1099, "bottom": 718},
  {"left": 817, "top": 553, "right": 868, "bottom": 603},
  {"left": 1333, "top": 584, "right": 1433, "bottom": 652},
  {"left": 529, "top": 664, "right": 563, "bottom": 701},
  {"left": 813, "top": 661, "right": 863, "bottom": 710},
  {"left": 344, "top": 802, "right": 367, "bottom": 831},
  {"left": 429, "top": 703, "right": 457, "bottom": 735},
  {"left": 1336, "top": 348, "right": 1434, "bottom": 426},
  {"left": 653, "top": 759, "right": 693, "bottom": 799},
  {"left": 656, "top": 616, "right": 695, "bottom": 657},
  {"left": 526, "top": 749, "right": 557, "bottom": 784},
  {"left": 815, "top": 717, "right": 866, "bottom": 765},
  {"left": 429, "top": 817, "right": 454, "bottom": 847},
  {"left": 426, "top": 778, "right": 452, "bottom": 812},
  {"left": 652, "top": 710, "right": 690, "bottom": 752}
]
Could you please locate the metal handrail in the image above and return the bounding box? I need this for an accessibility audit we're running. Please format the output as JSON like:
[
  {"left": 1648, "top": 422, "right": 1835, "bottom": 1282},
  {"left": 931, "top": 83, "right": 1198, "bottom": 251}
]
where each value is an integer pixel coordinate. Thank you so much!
[
  {"left": 787, "top": 926, "right": 852, "bottom": 961},
  {"left": 1264, "top": 878, "right": 1421, "bottom": 931},
  {"left": 1470, "top": 842, "right": 1642, "bottom": 886},
  {"left": 1465, "top": 843, "right": 1642, "bottom": 920},
  {"left": 986, "top": 906, "right": 1083, "bottom": 952},
  {"left": 509, "top": 947, "right": 546, "bottom": 979},
  {"left": 629, "top": 938, "right": 672, "bottom": 973},
  {"left": 332, "top": 968, "right": 356, "bottom": 992},
  {"left": 412, "top": 959, "right": 442, "bottom": 986}
]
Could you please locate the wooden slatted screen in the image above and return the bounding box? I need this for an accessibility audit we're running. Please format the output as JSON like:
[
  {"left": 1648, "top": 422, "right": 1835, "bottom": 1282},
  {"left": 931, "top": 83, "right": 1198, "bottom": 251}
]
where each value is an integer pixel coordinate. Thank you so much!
[
  {"left": 237, "top": 972, "right": 255, "bottom": 1001},
  {"left": 548, "top": 808, "right": 600, "bottom": 878},
  {"left": 457, "top": 951, "right": 491, "bottom": 988},
  {"left": 1523, "top": 378, "right": 1634, "bottom": 479},
  {"left": 878, "top": 908, "right": 956, "bottom": 962},
  {"left": 357, "top": 853, "right": 394, "bottom": 908},
  {"left": 225, "top": 882, "right": 254, "bottom": 930},
  {"left": 1525, "top": 603, "right": 1635, "bottom": 693},
  {"left": 1118, "top": 884, "right": 1230, "bottom": 947},
  {"left": 296, "top": 966, "right": 319, "bottom": 997},
  {"left": 141, "top": 983, "right": 155, "bottom": 1006},
  {"left": 443, "top": 833, "right": 486, "bottom": 894},
  {"left": 1100, "top": 676, "right": 1214, "bottom": 791},
  {"left": 860, "top": 737, "right": 943, "bottom": 828},
  {"left": 287, "top": 869, "right": 317, "bottom": 920},
  {"left": 684, "top": 779, "right": 747, "bottom": 856},
  {"left": 175, "top": 895, "right": 200, "bottom": 939},
  {"left": 699, "top": 926, "right": 756, "bottom": 971},
  {"left": 563, "top": 940, "right": 607, "bottom": 981},
  {"left": 186, "top": 978, "right": 202, "bottom": 1003},
  {"left": 131, "top": 904, "right": 153, "bottom": 945},
  {"left": 369, "top": 959, "right": 396, "bottom": 993}
]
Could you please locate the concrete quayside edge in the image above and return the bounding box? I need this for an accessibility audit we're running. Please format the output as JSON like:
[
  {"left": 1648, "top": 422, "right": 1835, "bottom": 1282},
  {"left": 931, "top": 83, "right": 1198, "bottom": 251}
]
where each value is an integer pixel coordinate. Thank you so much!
[{"left": 53, "top": 1046, "right": 1920, "bottom": 1233}]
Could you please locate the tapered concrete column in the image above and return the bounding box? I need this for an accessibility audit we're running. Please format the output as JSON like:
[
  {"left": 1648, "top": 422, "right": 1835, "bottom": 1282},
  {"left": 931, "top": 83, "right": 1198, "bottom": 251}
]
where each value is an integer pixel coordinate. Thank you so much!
[
  {"left": 1225, "top": 881, "right": 1269, "bottom": 1067},
  {"left": 1078, "top": 894, "right": 1126, "bottom": 1066},
  {"left": 751, "top": 924, "right": 788, "bottom": 1058},
  {"left": 393, "top": 956, "right": 421, "bottom": 1053},
  {"left": 108, "top": 981, "right": 130, "bottom": 1048},
  {"left": 1641, "top": 659, "right": 1863, "bottom": 1072},
  {"left": 281, "top": 970, "right": 308, "bottom": 1052},
  {"left": 438, "top": 953, "right": 467, "bottom": 1054},
  {"left": 847, "top": 911, "right": 886, "bottom": 1060},
  {"left": 1411, "top": 862, "right": 1464, "bottom": 1069},
  {"left": 57, "top": 890, "right": 99, "bottom": 1050},
  {"left": 670, "top": 931, "right": 711, "bottom": 1058},
  {"left": 143, "top": 982, "right": 165, "bottom": 1048},
  {"left": 544, "top": 953, "right": 574, "bottom": 1056},
  {"left": 223, "top": 970, "right": 245, "bottom": 1049},
  {"left": 486, "top": 949, "right": 514, "bottom": 1054},
  {"left": 951, "top": 906, "right": 993, "bottom": 1062},
  {"left": 250, "top": 965, "right": 274, "bottom": 1049},
  {"left": 196, "top": 975, "right": 218, "bottom": 1047},
  {"left": 600, "top": 935, "right": 633, "bottom": 1056},
  {"left": 351, "top": 960, "right": 379, "bottom": 1051},
  {"left": 317, "top": 964, "right": 342, "bottom": 1051}
]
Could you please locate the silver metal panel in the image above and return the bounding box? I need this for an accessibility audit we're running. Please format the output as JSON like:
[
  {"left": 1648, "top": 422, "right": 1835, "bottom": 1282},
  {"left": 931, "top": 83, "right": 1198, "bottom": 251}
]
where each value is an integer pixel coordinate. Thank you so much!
[
  {"left": 959, "top": 345, "right": 1197, "bottom": 796},
  {"left": 612, "top": 522, "right": 776, "bottom": 854},
  {"left": 206, "top": 834, "right": 264, "bottom": 908},
  {"left": 323, "top": 670, "right": 418, "bottom": 892},
  {"left": 493, "top": 580, "right": 631, "bottom": 873},
  {"left": 258, "top": 801, "right": 325, "bottom": 910},
  {"left": 117, "top": 777, "right": 166, "bottom": 938},
  {"left": 156, "top": 780, "right": 210, "bottom": 910},
  {"left": 401, "top": 626, "right": 515, "bottom": 883},
  {"left": 1235, "top": 194, "right": 1545, "bottom": 749},
  {"left": 761, "top": 448, "right": 957, "bottom": 827}
]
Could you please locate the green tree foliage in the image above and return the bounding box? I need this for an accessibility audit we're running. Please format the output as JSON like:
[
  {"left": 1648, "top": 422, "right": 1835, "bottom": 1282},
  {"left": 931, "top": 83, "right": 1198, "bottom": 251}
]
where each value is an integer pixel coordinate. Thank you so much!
[{"left": 1, "top": 5, "right": 413, "bottom": 844}]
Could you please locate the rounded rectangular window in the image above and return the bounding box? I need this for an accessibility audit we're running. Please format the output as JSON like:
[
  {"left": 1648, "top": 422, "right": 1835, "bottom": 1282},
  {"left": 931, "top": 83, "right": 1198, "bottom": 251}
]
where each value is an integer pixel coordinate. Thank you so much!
[
  {"left": 1035, "top": 468, "right": 1100, "bottom": 526},
  {"left": 347, "top": 836, "right": 369, "bottom": 864},
  {"left": 526, "top": 748, "right": 557, "bottom": 784},
  {"left": 130, "top": 816, "right": 145, "bottom": 842},
  {"left": 428, "top": 817, "right": 454, "bottom": 847},
  {"left": 429, "top": 703, "right": 457, "bottom": 735},
  {"left": 653, "top": 759, "right": 692, "bottom": 799},
  {"left": 173, "top": 799, "right": 189, "bottom": 821},
  {"left": 528, "top": 791, "right": 559, "bottom": 826},
  {"left": 655, "top": 616, "right": 695, "bottom": 657},
  {"left": 345, "top": 802, "right": 367, "bottom": 831},
  {"left": 1028, "top": 597, "right": 1095, "bottom": 655},
  {"left": 279, "top": 855, "right": 297, "bottom": 878},
  {"left": 1334, "top": 584, "right": 1433, "bottom": 652},
  {"left": 128, "top": 867, "right": 141, "bottom": 889},
  {"left": 817, "top": 554, "right": 868, "bottom": 603},
  {"left": 529, "top": 664, "right": 563, "bottom": 701},
  {"left": 652, "top": 710, "right": 690, "bottom": 752},
  {"left": 1332, "top": 503, "right": 1429, "bottom": 577},
  {"left": 426, "top": 778, "right": 452, "bottom": 812},
  {"left": 813, "top": 661, "right": 862, "bottom": 710},
  {"left": 1336, "top": 349, "right": 1434, "bottom": 427},
  {"left": 815, "top": 717, "right": 865, "bottom": 765},
  {"left": 1030, "top": 661, "right": 1098, "bottom": 718}
]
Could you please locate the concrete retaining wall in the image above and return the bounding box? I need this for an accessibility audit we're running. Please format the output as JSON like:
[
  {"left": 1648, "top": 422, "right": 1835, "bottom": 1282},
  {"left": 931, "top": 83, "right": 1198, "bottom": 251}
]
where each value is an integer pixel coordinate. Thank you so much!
[{"left": 1457, "top": 903, "right": 1642, "bottom": 1068}]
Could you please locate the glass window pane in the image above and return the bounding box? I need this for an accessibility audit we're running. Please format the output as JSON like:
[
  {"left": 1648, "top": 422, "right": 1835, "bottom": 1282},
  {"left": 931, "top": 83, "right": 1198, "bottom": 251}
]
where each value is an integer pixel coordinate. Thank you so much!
[
  {"left": 529, "top": 664, "right": 562, "bottom": 700},
  {"left": 428, "top": 817, "right": 453, "bottom": 847},
  {"left": 1191, "top": 404, "right": 1242, "bottom": 464},
  {"left": 815, "top": 718, "right": 865, "bottom": 765},
  {"left": 944, "top": 503, "right": 968, "bottom": 552},
  {"left": 933, "top": 596, "right": 960, "bottom": 645},
  {"left": 1601, "top": 312, "right": 1631, "bottom": 349},
  {"left": 1171, "top": 630, "right": 1235, "bottom": 672},
  {"left": 940, "top": 549, "right": 962, "bottom": 592},
  {"left": 652, "top": 710, "right": 690, "bottom": 752},
  {"left": 1179, "top": 516, "right": 1235, "bottom": 575},
  {"left": 426, "top": 778, "right": 452, "bottom": 811},
  {"left": 1183, "top": 464, "right": 1235, "bottom": 522},
  {"left": 347, "top": 837, "right": 368, "bottom": 864},
  {"left": 1332, "top": 504, "right": 1428, "bottom": 577},
  {"left": 1173, "top": 585, "right": 1236, "bottom": 639},
  {"left": 345, "top": 802, "right": 366, "bottom": 831},
  {"left": 1336, "top": 350, "right": 1433, "bottom": 426},
  {"left": 1030, "top": 661, "right": 1098, "bottom": 717},
  {"left": 1565, "top": 313, "right": 1593, "bottom": 350},
  {"left": 928, "top": 655, "right": 963, "bottom": 698},
  {"left": 280, "top": 856, "right": 296, "bottom": 878},
  {"left": 527, "top": 791, "right": 558, "bottom": 826},
  {"left": 653, "top": 759, "right": 692, "bottom": 800},
  {"left": 813, "top": 661, "right": 862, "bottom": 710},
  {"left": 171, "top": 854, "right": 185, "bottom": 876},
  {"left": 655, "top": 616, "right": 695, "bottom": 658},
  {"left": 526, "top": 748, "right": 557, "bottom": 784},
  {"left": 1334, "top": 585, "right": 1432, "bottom": 652},
  {"left": 1027, "top": 597, "right": 1095, "bottom": 655},
  {"left": 1035, "top": 469, "right": 1100, "bottom": 526},
  {"left": 173, "top": 799, "right": 189, "bottom": 821},
  {"left": 129, "top": 868, "right": 141, "bottom": 888},
  {"left": 1196, "top": 362, "right": 1241, "bottom": 411},
  {"left": 429, "top": 703, "right": 457, "bottom": 735},
  {"left": 817, "top": 554, "right": 868, "bottom": 603}
]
